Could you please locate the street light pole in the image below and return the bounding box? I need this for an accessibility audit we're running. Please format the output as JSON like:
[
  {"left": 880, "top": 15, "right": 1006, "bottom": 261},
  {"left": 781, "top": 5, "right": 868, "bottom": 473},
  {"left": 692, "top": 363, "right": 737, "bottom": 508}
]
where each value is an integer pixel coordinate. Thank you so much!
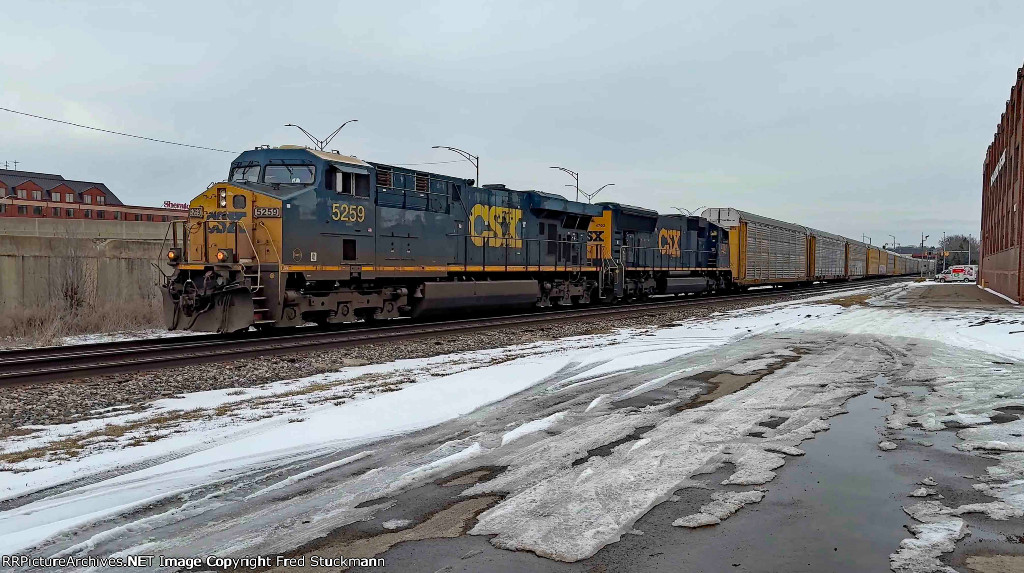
[
  {"left": 673, "top": 205, "right": 707, "bottom": 217},
  {"left": 284, "top": 120, "right": 358, "bottom": 151},
  {"left": 568, "top": 183, "right": 614, "bottom": 203},
  {"left": 550, "top": 166, "right": 579, "bottom": 201},
  {"left": 432, "top": 146, "right": 480, "bottom": 186}
]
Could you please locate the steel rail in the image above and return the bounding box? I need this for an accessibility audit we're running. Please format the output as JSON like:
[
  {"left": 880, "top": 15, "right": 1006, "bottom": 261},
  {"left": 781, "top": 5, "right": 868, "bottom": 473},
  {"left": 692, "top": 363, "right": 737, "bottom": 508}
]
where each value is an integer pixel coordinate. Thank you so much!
[{"left": 0, "top": 277, "right": 908, "bottom": 386}]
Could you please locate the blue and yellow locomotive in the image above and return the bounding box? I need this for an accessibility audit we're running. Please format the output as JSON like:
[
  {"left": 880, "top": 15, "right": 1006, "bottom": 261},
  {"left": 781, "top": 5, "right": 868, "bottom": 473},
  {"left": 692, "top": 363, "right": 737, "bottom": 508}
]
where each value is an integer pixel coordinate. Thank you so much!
[{"left": 162, "top": 146, "right": 730, "bottom": 332}]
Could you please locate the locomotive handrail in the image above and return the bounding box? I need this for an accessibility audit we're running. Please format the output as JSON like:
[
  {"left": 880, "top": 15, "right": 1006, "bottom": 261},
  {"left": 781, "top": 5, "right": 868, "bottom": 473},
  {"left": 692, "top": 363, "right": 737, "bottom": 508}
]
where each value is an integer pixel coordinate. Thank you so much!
[
  {"left": 235, "top": 220, "right": 262, "bottom": 293},
  {"left": 256, "top": 218, "right": 284, "bottom": 309}
]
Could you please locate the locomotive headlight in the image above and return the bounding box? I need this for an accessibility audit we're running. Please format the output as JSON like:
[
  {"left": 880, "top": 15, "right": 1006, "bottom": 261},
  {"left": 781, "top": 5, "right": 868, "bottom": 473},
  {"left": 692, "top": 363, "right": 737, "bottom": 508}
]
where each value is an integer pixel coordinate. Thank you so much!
[
  {"left": 167, "top": 248, "right": 181, "bottom": 264},
  {"left": 218, "top": 188, "right": 228, "bottom": 208},
  {"left": 216, "top": 249, "right": 230, "bottom": 263}
]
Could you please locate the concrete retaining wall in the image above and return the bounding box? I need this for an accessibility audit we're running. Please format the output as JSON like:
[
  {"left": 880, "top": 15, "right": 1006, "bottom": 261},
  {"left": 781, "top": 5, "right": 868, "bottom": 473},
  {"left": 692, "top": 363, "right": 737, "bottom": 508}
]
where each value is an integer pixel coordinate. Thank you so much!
[
  {"left": 0, "top": 234, "right": 172, "bottom": 311},
  {"left": 0, "top": 217, "right": 171, "bottom": 241}
]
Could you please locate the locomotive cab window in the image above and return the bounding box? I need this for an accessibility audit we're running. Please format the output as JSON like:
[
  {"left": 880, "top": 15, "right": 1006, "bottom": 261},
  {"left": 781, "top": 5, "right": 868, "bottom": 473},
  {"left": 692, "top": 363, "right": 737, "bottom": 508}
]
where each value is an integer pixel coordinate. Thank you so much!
[
  {"left": 264, "top": 164, "right": 315, "bottom": 185},
  {"left": 328, "top": 167, "right": 370, "bottom": 198},
  {"left": 230, "top": 163, "right": 261, "bottom": 183}
]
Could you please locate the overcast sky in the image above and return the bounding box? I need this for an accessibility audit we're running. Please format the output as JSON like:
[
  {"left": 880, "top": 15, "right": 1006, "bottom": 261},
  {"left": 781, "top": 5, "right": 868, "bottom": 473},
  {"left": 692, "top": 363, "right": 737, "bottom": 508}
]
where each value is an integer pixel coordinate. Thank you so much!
[{"left": 2, "top": 1, "right": 1021, "bottom": 246}]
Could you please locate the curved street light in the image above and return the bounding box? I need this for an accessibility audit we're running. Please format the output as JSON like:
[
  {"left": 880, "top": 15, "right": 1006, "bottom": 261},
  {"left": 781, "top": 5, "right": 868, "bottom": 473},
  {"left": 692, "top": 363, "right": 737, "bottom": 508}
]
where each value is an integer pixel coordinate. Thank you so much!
[
  {"left": 432, "top": 146, "right": 479, "bottom": 186},
  {"left": 673, "top": 205, "right": 707, "bottom": 217},
  {"left": 284, "top": 119, "right": 358, "bottom": 151},
  {"left": 567, "top": 183, "right": 614, "bottom": 203},
  {"left": 550, "top": 166, "right": 579, "bottom": 201}
]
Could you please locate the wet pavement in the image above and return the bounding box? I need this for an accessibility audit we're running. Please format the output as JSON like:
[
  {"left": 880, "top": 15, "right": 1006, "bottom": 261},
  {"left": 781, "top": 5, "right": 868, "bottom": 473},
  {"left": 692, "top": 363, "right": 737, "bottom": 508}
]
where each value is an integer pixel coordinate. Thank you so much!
[{"left": 8, "top": 283, "right": 1024, "bottom": 573}]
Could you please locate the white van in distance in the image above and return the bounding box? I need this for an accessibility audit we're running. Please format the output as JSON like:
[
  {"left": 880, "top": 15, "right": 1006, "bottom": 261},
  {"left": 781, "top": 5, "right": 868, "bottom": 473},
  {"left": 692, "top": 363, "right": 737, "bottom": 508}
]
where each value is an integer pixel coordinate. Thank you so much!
[{"left": 935, "top": 265, "right": 977, "bottom": 283}]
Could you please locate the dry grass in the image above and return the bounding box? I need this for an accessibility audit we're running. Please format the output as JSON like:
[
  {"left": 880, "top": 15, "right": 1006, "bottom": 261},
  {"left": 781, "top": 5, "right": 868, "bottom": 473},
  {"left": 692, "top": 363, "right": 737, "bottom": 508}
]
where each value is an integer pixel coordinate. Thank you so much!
[
  {"left": 0, "top": 408, "right": 205, "bottom": 464},
  {"left": 0, "top": 244, "right": 164, "bottom": 345},
  {"left": 0, "top": 295, "right": 162, "bottom": 346},
  {"left": 827, "top": 293, "right": 874, "bottom": 307}
]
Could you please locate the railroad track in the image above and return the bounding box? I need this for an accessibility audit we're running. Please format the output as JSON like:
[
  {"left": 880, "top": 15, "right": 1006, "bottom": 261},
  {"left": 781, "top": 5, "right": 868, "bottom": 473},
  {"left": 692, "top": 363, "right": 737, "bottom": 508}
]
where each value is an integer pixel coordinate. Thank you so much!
[{"left": 0, "top": 277, "right": 910, "bottom": 386}]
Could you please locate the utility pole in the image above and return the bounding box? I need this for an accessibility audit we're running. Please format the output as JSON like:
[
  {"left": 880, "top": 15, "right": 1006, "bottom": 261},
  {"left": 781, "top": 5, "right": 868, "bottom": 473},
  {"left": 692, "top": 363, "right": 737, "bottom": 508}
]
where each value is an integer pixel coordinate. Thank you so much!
[
  {"left": 920, "top": 233, "right": 929, "bottom": 277},
  {"left": 942, "top": 232, "right": 946, "bottom": 271}
]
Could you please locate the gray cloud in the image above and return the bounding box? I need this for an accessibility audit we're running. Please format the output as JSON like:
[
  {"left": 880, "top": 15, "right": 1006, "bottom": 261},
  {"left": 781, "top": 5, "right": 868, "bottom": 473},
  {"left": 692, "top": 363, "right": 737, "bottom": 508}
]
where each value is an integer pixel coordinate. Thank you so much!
[{"left": 2, "top": 0, "right": 1018, "bottom": 246}]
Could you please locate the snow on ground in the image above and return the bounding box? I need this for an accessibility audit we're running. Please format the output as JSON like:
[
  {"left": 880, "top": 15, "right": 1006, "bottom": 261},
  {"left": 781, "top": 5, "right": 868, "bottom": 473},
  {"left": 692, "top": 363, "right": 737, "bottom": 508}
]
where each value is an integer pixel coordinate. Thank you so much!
[{"left": 2, "top": 281, "right": 1023, "bottom": 566}]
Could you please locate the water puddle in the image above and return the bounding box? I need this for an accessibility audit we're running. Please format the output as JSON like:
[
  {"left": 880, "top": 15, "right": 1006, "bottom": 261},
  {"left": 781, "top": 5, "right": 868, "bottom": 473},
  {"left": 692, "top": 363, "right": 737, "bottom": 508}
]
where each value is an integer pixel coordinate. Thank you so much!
[{"left": 581, "top": 375, "right": 920, "bottom": 572}]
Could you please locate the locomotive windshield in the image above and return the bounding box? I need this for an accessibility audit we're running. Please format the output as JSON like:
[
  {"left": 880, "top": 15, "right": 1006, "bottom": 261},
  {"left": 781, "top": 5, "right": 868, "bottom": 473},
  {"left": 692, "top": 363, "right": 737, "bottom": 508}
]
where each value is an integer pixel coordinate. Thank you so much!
[
  {"left": 229, "top": 163, "right": 261, "bottom": 183},
  {"left": 264, "top": 164, "right": 315, "bottom": 185}
]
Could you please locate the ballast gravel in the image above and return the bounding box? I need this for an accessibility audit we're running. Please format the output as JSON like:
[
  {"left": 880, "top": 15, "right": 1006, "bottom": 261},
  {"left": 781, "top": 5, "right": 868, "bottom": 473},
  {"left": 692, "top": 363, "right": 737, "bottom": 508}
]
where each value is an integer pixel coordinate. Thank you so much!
[{"left": 0, "top": 287, "right": 890, "bottom": 433}]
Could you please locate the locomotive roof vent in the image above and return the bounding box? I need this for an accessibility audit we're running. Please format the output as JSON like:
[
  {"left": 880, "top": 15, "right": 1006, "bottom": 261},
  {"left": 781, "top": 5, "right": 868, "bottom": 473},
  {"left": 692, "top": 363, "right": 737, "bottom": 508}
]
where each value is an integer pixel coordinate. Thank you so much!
[{"left": 482, "top": 183, "right": 507, "bottom": 190}]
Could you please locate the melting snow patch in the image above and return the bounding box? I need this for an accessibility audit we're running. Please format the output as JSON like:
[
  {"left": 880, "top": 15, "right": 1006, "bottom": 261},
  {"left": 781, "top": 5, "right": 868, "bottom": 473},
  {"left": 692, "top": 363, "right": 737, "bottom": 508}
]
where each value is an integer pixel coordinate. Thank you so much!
[
  {"left": 628, "top": 438, "right": 651, "bottom": 453},
  {"left": 584, "top": 394, "right": 610, "bottom": 413},
  {"left": 721, "top": 446, "right": 786, "bottom": 485},
  {"left": 879, "top": 441, "right": 898, "bottom": 451},
  {"left": 391, "top": 443, "right": 483, "bottom": 491},
  {"left": 981, "top": 285, "right": 1020, "bottom": 305},
  {"left": 672, "top": 490, "right": 765, "bottom": 528},
  {"left": 246, "top": 451, "right": 374, "bottom": 499},
  {"left": 382, "top": 519, "right": 413, "bottom": 530},
  {"left": 763, "top": 443, "right": 805, "bottom": 456},
  {"left": 501, "top": 412, "right": 567, "bottom": 446}
]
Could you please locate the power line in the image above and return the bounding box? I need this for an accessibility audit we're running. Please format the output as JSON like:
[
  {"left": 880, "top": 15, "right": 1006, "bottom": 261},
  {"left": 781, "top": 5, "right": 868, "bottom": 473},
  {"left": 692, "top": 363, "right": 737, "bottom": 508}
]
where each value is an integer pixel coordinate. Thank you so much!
[
  {"left": 388, "top": 159, "right": 466, "bottom": 166},
  {"left": 0, "top": 106, "right": 237, "bottom": 153},
  {"left": 1, "top": 106, "right": 472, "bottom": 167}
]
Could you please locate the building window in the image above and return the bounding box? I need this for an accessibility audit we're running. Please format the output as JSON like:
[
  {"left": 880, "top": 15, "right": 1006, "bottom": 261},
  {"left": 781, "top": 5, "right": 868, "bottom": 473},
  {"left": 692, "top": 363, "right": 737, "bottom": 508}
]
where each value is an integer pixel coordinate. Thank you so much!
[
  {"left": 113, "top": 211, "right": 122, "bottom": 220},
  {"left": 84, "top": 209, "right": 92, "bottom": 218},
  {"left": 162, "top": 215, "right": 169, "bottom": 222},
  {"left": 0, "top": 203, "right": 6, "bottom": 213},
  {"left": 18, "top": 205, "right": 28, "bottom": 215},
  {"left": 51, "top": 191, "right": 60, "bottom": 201},
  {"left": 32, "top": 206, "right": 43, "bottom": 215},
  {"left": 97, "top": 196, "right": 106, "bottom": 205},
  {"left": 16, "top": 189, "right": 26, "bottom": 199},
  {"left": 32, "top": 190, "right": 42, "bottom": 201},
  {"left": 84, "top": 194, "right": 93, "bottom": 204},
  {"left": 66, "top": 193, "right": 74, "bottom": 202},
  {"left": 51, "top": 207, "right": 60, "bottom": 217},
  {"left": 66, "top": 208, "right": 75, "bottom": 217},
  {"left": 97, "top": 210, "right": 105, "bottom": 219},
  {"left": 133, "top": 213, "right": 140, "bottom": 221},
  {"left": 146, "top": 214, "right": 153, "bottom": 221}
]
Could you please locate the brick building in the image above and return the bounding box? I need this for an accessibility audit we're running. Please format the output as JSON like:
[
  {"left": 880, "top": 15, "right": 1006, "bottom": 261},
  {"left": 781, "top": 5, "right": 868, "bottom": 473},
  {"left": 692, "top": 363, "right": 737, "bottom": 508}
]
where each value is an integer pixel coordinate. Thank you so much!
[
  {"left": 981, "top": 64, "right": 1024, "bottom": 303},
  {"left": 0, "top": 169, "right": 184, "bottom": 222}
]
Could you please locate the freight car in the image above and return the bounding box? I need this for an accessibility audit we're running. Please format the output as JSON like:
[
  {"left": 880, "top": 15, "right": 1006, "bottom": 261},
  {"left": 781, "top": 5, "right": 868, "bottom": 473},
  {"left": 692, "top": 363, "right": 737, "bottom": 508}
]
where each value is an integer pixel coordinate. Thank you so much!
[
  {"left": 701, "top": 208, "right": 923, "bottom": 287},
  {"left": 161, "top": 146, "right": 921, "bottom": 333}
]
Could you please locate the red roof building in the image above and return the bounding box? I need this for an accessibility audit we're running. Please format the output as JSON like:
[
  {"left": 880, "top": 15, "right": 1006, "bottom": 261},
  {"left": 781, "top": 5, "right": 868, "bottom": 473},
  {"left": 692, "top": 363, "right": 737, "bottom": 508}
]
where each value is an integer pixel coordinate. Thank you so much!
[{"left": 0, "top": 169, "right": 184, "bottom": 222}]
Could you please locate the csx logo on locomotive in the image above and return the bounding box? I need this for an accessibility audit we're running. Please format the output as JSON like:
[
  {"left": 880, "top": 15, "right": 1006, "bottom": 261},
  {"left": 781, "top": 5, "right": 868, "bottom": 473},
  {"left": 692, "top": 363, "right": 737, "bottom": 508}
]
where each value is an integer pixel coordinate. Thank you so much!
[
  {"left": 469, "top": 204, "right": 523, "bottom": 248},
  {"left": 206, "top": 211, "right": 247, "bottom": 234},
  {"left": 659, "top": 228, "right": 681, "bottom": 257}
]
